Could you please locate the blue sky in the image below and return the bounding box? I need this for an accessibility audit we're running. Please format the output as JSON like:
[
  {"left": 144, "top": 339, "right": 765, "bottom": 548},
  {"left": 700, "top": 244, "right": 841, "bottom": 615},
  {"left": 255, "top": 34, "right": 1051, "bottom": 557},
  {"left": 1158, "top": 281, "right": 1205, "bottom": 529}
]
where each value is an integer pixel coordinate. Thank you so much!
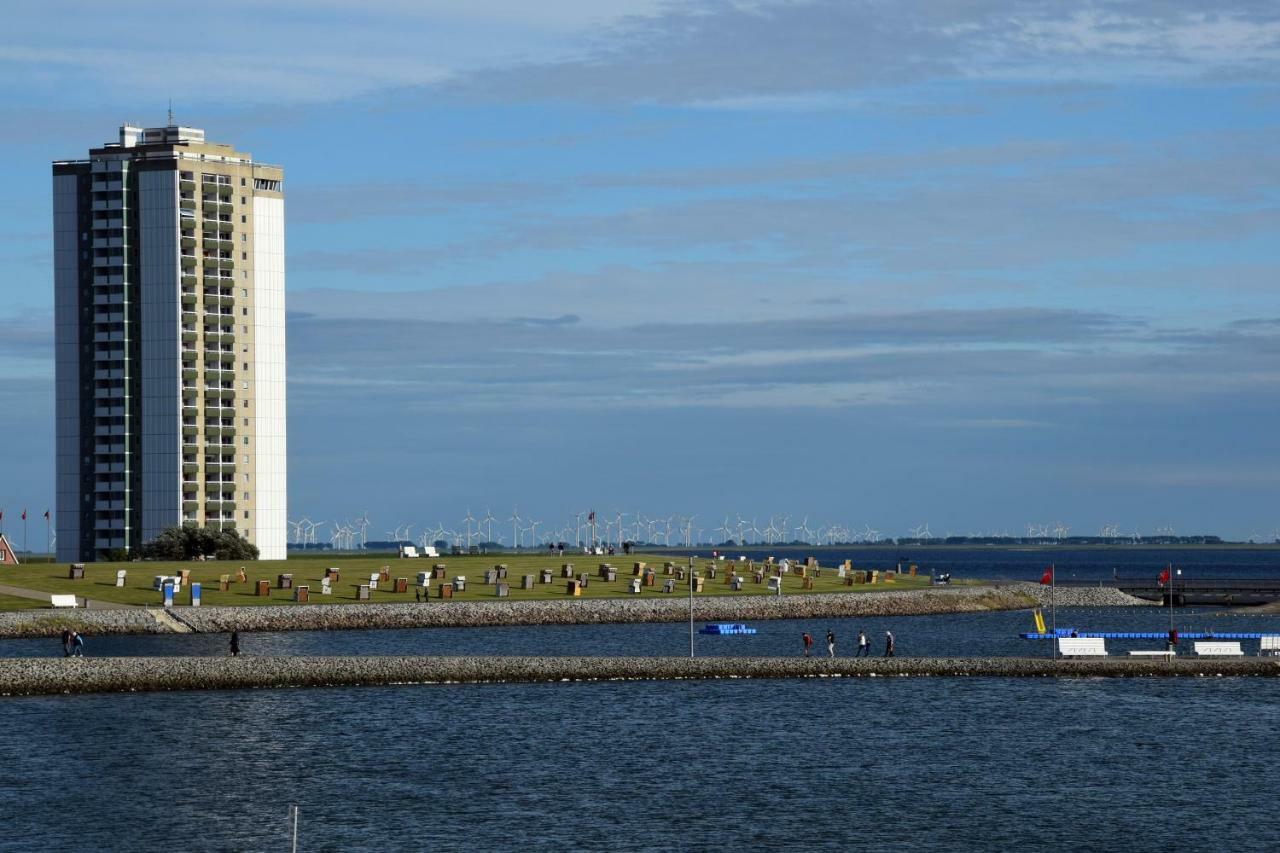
[{"left": 2, "top": 1, "right": 1279, "bottom": 543}]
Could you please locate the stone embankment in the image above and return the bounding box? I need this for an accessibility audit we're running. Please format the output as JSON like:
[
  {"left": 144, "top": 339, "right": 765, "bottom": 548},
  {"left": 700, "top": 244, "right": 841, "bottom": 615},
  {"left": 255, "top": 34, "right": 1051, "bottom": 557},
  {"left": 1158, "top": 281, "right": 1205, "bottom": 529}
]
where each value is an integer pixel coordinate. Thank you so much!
[
  {"left": 999, "top": 582, "right": 1150, "bottom": 607},
  {"left": 0, "top": 586, "right": 1038, "bottom": 639},
  {"left": 1, "top": 655, "right": 1277, "bottom": 696}
]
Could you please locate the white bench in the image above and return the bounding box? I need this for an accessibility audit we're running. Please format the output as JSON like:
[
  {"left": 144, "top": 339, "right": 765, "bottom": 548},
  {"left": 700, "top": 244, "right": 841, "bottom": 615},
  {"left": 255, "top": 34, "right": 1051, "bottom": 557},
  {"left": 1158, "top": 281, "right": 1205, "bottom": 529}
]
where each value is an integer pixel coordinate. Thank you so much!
[
  {"left": 1260, "top": 636, "right": 1280, "bottom": 656},
  {"left": 50, "top": 594, "right": 79, "bottom": 609},
  {"left": 1058, "top": 637, "right": 1107, "bottom": 657},
  {"left": 422, "top": 546, "right": 439, "bottom": 558},
  {"left": 399, "top": 546, "right": 420, "bottom": 559},
  {"left": 1129, "top": 650, "right": 1175, "bottom": 658},
  {"left": 1194, "top": 641, "right": 1243, "bottom": 657}
]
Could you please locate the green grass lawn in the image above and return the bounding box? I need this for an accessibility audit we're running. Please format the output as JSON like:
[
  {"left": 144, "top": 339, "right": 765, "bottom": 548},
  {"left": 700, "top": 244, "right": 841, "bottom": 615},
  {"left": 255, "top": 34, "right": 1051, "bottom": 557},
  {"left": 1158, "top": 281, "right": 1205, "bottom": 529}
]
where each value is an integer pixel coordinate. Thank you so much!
[{"left": 0, "top": 552, "right": 937, "bottom": 611}]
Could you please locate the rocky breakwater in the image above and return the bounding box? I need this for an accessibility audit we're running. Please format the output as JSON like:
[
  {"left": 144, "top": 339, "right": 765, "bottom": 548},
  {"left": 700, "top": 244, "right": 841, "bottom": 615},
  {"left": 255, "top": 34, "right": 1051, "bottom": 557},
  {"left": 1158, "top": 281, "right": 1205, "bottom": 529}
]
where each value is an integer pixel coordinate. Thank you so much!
[
  {"left": 1002, "top": 582, "right": 1151, "bottom": 607},
  {"left": 178, "top": 586, "right": 1037, "bottom": 634},
  {"left": 2, "top": 655, "right": 1278, "bottom": 696},
  {"left": 0, "top": 608, "right": 171, "bottom": 640},
  {"left": 0, "top": 586, "right": 1039, "bottom": 639}
]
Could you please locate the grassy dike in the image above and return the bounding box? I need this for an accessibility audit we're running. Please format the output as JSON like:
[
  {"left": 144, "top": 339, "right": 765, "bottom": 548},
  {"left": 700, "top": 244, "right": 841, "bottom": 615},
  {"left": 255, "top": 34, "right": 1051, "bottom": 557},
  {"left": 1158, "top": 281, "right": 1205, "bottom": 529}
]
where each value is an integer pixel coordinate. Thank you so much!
[
  {"left": 0, "top": 551, "right": 940, "bottom": 609},
  {"left": 2, "top": 656, "right": 1279, "bottom": 697}
]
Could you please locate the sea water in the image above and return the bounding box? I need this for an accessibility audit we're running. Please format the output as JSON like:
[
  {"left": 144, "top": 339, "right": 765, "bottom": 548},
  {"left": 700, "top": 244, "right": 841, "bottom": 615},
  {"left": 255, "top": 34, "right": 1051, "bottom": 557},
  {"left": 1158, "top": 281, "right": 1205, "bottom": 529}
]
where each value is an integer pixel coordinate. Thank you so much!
[{"left": 1, "top": 678, "right": 1278, "bottom": 850}]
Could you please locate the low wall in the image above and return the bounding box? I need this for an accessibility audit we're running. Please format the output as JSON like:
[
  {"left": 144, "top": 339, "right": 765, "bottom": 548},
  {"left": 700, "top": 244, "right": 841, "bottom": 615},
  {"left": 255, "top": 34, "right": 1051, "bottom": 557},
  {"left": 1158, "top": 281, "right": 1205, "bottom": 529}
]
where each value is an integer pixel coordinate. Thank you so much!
[{"left": 2, "top": 655, "right": 1277, "bottom": 696}]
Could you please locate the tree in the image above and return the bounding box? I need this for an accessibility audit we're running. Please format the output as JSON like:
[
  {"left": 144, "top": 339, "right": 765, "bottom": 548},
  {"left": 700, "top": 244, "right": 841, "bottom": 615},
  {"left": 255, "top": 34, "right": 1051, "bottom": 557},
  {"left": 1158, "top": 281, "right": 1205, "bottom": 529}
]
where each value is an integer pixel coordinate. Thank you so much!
[{"left": 139, "top": 526, "right": 259, "bottom": 561}]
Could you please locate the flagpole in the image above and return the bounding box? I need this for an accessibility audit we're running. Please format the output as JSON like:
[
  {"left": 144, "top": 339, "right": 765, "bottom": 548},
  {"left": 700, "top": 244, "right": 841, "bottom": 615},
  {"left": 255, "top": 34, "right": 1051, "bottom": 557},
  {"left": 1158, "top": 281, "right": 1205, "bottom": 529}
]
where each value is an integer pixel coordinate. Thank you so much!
[{"left": 1050, "top": 563, "right": 1056, "bottom": 660}]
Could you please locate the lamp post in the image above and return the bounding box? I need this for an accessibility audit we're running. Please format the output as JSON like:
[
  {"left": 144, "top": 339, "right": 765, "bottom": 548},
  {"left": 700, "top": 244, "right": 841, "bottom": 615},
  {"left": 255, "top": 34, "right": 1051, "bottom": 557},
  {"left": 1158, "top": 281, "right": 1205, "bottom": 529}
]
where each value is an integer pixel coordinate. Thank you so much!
[{"left": 689, "top": 556, "right": 695, "bottom": 658}]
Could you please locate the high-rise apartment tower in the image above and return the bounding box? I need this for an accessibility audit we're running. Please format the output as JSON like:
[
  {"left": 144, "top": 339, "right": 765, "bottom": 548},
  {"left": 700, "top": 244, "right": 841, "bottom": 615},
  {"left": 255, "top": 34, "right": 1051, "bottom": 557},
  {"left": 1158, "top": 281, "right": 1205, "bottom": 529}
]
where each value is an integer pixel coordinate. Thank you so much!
[{"left": 53, "top": 124, "right": 286, "bottom": 561}]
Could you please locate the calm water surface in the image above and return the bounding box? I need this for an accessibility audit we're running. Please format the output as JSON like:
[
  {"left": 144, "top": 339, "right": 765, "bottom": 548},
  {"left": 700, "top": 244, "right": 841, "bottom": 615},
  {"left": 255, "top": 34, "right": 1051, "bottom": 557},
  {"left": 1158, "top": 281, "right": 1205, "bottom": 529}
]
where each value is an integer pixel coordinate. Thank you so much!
[{"left": 1, "top": 678, "right": 1278, "bottom": 851}]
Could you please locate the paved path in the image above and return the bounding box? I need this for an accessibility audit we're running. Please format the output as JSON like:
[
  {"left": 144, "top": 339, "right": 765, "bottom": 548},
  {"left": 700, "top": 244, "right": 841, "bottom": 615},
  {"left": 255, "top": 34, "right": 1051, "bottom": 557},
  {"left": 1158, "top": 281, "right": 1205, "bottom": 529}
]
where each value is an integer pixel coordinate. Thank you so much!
[{"left": 0, "top": 582, "right": 138, "bottom": 610}]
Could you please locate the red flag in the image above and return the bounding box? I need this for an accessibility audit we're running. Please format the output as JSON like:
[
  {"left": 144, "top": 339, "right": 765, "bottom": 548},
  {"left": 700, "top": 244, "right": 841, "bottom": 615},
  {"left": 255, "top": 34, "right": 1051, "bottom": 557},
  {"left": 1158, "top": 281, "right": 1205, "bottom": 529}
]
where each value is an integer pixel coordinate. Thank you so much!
[
  {"left": 21, "top": 509, "right": 26, "bottom": 521},
  {"left": 1158, "top": 567, "right": 1170, "bottom": 585},
  {"left": 1039, "top": 566, "right": 1053, "bottom": 585}
]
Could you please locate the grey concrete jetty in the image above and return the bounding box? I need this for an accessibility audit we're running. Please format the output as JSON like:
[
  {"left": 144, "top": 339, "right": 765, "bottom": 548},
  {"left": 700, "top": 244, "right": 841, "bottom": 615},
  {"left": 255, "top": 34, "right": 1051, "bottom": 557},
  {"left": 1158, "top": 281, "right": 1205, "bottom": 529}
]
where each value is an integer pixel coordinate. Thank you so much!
[{"left": 2, "top": 656, "right": 1277, "bottom": 697}]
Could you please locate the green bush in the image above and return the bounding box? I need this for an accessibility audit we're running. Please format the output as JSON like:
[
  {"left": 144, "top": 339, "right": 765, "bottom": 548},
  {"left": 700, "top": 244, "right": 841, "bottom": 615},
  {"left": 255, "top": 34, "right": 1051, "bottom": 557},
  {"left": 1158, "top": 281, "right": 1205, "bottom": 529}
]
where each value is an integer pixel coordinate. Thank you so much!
[{"left": 139, "top": 526, "right": 260, "bottom": 561}]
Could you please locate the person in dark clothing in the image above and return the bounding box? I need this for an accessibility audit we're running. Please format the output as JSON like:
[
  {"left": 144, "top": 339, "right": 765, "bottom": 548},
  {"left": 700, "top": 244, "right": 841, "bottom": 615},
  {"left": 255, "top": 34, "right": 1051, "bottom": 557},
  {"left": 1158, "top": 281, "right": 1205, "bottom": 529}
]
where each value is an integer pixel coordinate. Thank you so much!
[
  {"left": 884, "top": 630, "right": 895, "bottom": 657},
  {"left": 71, "top": 631, "right": 85, "bottom": 657},
  {"left": 61, "top": 628, "right": 72, "bottom": 657},
  {"left": 856, "top": 630, "right": 869, "bottom": 657},
  {"left": 229, "top": 630, "right": 241, "bottom": 657},
  {"left": 826, "top": 629, "right": 836, "bottom": 658},
  {"left": 802, "top": 632, "right": 813, "bottom": 657},
  {"left": 1167, "top": 628, "right": 1179, "bottom": 653}
]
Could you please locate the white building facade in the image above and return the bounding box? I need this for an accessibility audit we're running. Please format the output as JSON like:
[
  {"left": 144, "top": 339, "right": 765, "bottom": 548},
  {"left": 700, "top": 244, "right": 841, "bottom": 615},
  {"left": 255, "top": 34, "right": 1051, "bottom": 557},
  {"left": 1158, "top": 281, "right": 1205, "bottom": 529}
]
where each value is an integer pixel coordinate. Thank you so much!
[{"left": 53, "top": 125, "right": 286, "bottom": 560}]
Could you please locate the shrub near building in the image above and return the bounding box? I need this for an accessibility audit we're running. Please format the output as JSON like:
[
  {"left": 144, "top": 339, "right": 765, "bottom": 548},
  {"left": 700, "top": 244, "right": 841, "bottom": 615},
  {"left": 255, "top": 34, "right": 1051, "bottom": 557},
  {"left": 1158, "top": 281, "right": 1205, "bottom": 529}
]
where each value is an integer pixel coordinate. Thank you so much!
[{"left": 139, "top": 526, "right": 260, "bottom": 561}]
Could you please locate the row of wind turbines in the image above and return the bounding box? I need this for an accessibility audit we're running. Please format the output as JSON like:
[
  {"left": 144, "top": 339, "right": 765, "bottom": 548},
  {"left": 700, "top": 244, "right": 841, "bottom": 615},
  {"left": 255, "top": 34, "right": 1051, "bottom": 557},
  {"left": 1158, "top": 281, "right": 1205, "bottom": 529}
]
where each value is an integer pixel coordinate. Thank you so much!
[{"left": 286, "top": 511, "right": 1219, "bottom": 551}]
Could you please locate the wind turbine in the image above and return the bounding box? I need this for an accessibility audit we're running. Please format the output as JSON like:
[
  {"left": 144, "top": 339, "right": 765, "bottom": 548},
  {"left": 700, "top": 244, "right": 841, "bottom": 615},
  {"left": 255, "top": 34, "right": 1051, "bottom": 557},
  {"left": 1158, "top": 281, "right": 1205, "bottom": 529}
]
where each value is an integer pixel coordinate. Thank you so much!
[
  {"left": 481, "top": 509, "right": 496, "bottom": 545},
  {"left": 462, "top": 509, "right": 476, "bottom": 548},
  {"left": 509, "top": 507, "right": 522, "bottom": 552}
]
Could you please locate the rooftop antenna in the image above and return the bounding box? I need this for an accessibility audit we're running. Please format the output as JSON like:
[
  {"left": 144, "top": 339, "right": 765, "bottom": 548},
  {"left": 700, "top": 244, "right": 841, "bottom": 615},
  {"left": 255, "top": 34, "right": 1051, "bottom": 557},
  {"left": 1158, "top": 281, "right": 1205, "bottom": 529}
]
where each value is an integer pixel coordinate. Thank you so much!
[{"left": 167, "top": 99, "right": 174, "bottom": 126}]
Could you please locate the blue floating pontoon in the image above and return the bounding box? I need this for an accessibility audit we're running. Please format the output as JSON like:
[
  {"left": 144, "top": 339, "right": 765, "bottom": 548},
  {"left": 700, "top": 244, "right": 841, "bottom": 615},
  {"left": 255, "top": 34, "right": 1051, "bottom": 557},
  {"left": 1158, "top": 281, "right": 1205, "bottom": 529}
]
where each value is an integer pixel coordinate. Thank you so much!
[
  {"left": 1020, "top": 630, "right": 1277, "bottom": 640},
  {"left": 699, "top": 623, "right": 758, "bottom": 635}
]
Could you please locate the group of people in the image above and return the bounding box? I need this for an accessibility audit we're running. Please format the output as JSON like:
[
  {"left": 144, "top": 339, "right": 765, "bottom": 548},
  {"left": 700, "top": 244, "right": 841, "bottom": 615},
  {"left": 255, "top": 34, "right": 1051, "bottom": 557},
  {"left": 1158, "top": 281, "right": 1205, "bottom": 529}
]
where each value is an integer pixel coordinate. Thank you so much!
[
  {"left": 59, "top": 629, "right": 85, "bottom": 657},
  {"left": 802, "top": 629, "right": 895, "bottom": 658}
]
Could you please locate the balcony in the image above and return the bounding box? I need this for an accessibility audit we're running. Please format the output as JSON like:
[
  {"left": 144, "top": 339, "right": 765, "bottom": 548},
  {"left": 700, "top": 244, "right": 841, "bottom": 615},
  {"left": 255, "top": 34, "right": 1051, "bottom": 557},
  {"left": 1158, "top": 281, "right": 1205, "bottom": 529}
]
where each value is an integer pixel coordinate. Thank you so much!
[
  {"left": 182, "top": 330, "right": 198, "bottom": 343},
  {"left": 180, "top": 179, "right": 196, "bottom": 192},
  {"left": 182, "top": 461, "right": 199, "bottom": 475},
  {"left": 182, "top": 500, "right": 199, "bottom": 512},
  {"left": 180, "top": 255, "right": 197, "bottom": 269},
  {"left": 181, "top": 275, "right": 198, "bottom": 289},
  {"left": 182, "top": 425, "right": 198, "bottom": 439},
  {"left": 180, "top": 236, "right": 196, "bottom": 250},
  {"left": 180, "top": 199, "right": 196, "bottom": 211},
  {"left": 181, "top": 349, "right": 198, "bottom": 363}
]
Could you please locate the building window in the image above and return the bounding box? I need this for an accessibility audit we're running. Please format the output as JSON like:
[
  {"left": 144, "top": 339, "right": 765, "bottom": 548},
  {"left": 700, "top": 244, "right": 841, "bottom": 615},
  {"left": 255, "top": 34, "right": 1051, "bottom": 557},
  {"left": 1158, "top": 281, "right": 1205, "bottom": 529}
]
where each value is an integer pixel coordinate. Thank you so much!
[
  {"left": 243, "top": 417, "right": 249, "bottom": 426},
  {"left": 240, "top": 177, "right": 246, "bottom": 186},
  {"left": 240, "top": 215, "right": 246, "bottom": 223},
  {"left": 244, "top": 510, "right": 250, "bottom": 519},
  {"left": 243, "top": 437, "right": 249, "bottom": 445}
]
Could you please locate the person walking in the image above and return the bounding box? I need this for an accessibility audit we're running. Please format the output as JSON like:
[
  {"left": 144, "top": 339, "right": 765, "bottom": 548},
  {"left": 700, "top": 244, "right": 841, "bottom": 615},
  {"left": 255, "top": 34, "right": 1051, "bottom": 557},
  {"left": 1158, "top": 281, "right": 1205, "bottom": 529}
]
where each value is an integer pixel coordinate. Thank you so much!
[
  {"left": 857, "top": 630, "right": 869, "bottom": 658},
  {"left": 229, "top": 629, "right": 241, "bottom": 657},
  {"left": 802, "top": 632, "right": 813, "bottom": 657},
  {"left": 826, "top": 629, "right": 836, "bottom": 658},
  {"left": 884, "top": 630, "right": 895, "bottom": 657},
  {"left": 61, "top": 628, "right": 72, "bottom": 657},
  {"left": 70, "top": 631, "right": 85, "bottom": 657}
]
